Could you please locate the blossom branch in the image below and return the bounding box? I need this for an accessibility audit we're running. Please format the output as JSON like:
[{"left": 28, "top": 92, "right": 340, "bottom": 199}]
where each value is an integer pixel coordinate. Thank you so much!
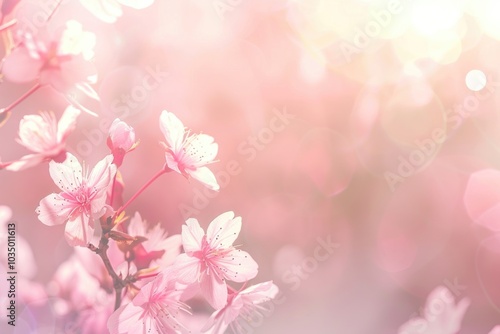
[
  {"left": 114, "top": 165, "right": 169, "bottom": 218},
  {"left": 0, "top": 83, "right": 42, "bottom": 114}
]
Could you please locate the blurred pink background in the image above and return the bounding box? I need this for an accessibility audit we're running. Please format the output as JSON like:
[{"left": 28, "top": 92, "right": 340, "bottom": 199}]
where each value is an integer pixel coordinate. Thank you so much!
[{"left": 1, "top": 0, "right": 500, "bottom": 332}]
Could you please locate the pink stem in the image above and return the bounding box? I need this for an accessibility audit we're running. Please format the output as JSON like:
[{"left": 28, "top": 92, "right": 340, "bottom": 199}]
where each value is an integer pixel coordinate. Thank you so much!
[
  {"left": 115, "top": 166, "right": 169, "bottom": 218},
  {"left": 0, "top": 83, "right": 41, "bottom": 114}
]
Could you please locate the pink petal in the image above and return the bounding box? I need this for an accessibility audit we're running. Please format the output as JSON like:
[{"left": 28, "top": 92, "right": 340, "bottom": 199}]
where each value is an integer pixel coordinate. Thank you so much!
[
  {"left": 181, "top": 218, "right": 205, "bottom": 253},
  {"left": 56, "top": 105, "right": 81, "bottom": 143},
  {"left": 36, "top": 193, "right": 74, "bottom": 226},
  {"left": 107, "top": 303, "right": 142, "bottom": 334},
  {"left": 4, "top": 153, "right": 45, "bottom": 171},
  {"left": 173, "top": 253, "right": 201, "bottom": 283},
  {"left": 187, "top": 166, "right": 220, "bottom": 191},
  {"left": 239, "top": 281, "right": 279, "bottom": 304},
  {"left": 216, "top": 249, "right": 258, "bottom": 283},
  {"left": 206, "top": 211, "right": 240, "bottom": 249},
  {"left": 201, "top": 308, "right": 227, "bottom": 333},
  {"left": 49, "top": 153, "right": 83, "bottom": 193},
  {"left": 2, "top": 46, "right": 42, "bottom": 83},
  {"left": 127, "top": 212, "right": 146, "bottom": 237},
  {"left": 159, "top": 111, "right": 185, "bottom": 151},
  {"left": 464, "top": 169, "right": 500, "bottom": 231},
  {"left": 200, "top": 268, "right": 227, "bottom": 309},
  {"left": 64, "top": 213, "right": 96, "bottom": 247},
  {"left": 165, "top": 151, "right": 181, "bottom": 174},
  {"left": 87, "top": 155, "right": 116, "bottom": 190}
]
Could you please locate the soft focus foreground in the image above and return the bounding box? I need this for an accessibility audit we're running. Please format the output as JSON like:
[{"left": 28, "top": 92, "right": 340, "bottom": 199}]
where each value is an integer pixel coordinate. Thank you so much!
[{"left": 0, "top": 0, "right": 500, "bottom": 333}]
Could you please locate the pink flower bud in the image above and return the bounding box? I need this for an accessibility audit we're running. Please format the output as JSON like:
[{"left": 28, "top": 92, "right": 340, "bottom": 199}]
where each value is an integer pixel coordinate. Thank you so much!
[{"left": 107, "top": 118, "right": 137, "bottom": 166}]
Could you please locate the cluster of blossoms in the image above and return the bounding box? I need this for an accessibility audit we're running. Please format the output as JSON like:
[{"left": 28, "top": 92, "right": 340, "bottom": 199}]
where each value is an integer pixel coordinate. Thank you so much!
[{"left": 0, "top": 3, "right": 278, "bottom": 332}]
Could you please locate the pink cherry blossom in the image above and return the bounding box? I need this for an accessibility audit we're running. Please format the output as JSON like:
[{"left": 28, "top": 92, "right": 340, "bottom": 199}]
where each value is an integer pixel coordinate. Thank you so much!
[
  {"left": 2, "top": 105, "right": 80, "bottom": 171},
  {"left": 107, "top": 269, "right": 190, "bottom": 334},
  {"left": 398, "top": 286, "right": 470, "bottom": 334},
  {"left": 80, "top": 0, "right": 155, "bottom": 23},
  {"left": 2, "top": 20, "right": 99, "bottom": 114},
  {"left": 202, "top": 281, "right": 279, "bottom": 334},
  {"left": 107, "top": 118, "right": 138, "bottom": 166},
  {"left": 173, "top": 211, "right": 258, "bottom": 309},
  {"left": 36, "top": 153, "right": 116, "bottom": 247},
  {"left": 126, "top": 212, "right": 182, "bottom": 271},
  {"left": 159, "top": 110, "right": 219, "bottom": 191},
  {"left": 50, "top": 248, "right": 115, "bottom": 334}
]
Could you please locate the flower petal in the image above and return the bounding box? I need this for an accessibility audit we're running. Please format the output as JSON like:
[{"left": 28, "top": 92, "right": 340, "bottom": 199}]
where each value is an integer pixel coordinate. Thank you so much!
[
  {"left": 159, "top": 111, "right": 185, "bottom": 151},
  {"left": 216, "top": 249, "right": 259, "bottom": 283},
  {"left": 173, "top": 253, "right": 201, "bottom": 283},
  {"left": 36, "top": 193, "right": 74, "bottom": 226},
  {"left": 64, "top": 212, "right": 96, "bottom": 247},
  {"left": 206, "top": 211, "right": 240, "bottom": 249},
  {"left": 107, "top": 302, "right": 143, "bottom": 334},
  {"left": 56, "top": 105, "right": 81, "bottom": 143},
  {"left": 186, "top": 166, "right": 219, "bottom": 191},
  {"left": 49, "top": 153, "right": 83, "bottom": 193},
  {"left": 5, "top": 153, "right": 45, "bottom": 171},
  {"left": 200, "top": 268, "right": 227, "bottom": 310},
  {"left": 2, "top": 45, "right": 43, "bottom": 83},
  {"left": 181, "top": 218, "right": 205, "bottom": 253}
]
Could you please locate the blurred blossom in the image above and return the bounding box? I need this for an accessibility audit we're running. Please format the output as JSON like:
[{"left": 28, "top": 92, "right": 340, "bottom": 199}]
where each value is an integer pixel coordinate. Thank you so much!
[
  {"left": 126, "top": 211, "right": 181, "bottom": 271},
  {"left": 202, "top": 281, "right": 279, "bottom": 334},
  {"left": 49, "top": 248, "right": 114, "bottom": 333},
  {"left": 80, "top": 0, "right": 154, "bottom": 23},
  {"left": 2, "top": 105, "right": 80, "bottom": 171},
  {"left": 398, "top": 285, "right": 470, "bottom": 334},
  {"left": 107, "top": 268, "right": 190, "bottom": 334},
  {"left": 2, "top": 19, "right": 99, "bottom": 113}
]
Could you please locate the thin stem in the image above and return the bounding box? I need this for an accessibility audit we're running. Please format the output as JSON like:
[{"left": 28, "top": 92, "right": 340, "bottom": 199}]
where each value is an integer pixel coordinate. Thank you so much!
[
  {"left": 0, "top": 19, "right": 16, "bottom": 32},
  {"left": 115, "top": 166, "right": 168, "bottom": 218},
  {"left": 1, "top": 83, "right": 41, "bottom": 114}
]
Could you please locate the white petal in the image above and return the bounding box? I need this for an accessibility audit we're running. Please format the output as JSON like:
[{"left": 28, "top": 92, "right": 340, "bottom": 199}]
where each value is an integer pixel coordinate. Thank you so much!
[
  {"left": 49, "top": 153, "right": 83, "bottom": 193},
  {"left": 56, "top": 105, "right": 81, "bottom": 143},
  {"left": 159, "top": 110, "right": 185, "bottom": 151},
  {"left": 206, "top": 211, "right": 239, "bottom": 249},
  {"left": 181, "top": 218, "right": 205, "bottom": 253},
  {"left": 187, "top": 166, "right": 220, "bottom": 191}
]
